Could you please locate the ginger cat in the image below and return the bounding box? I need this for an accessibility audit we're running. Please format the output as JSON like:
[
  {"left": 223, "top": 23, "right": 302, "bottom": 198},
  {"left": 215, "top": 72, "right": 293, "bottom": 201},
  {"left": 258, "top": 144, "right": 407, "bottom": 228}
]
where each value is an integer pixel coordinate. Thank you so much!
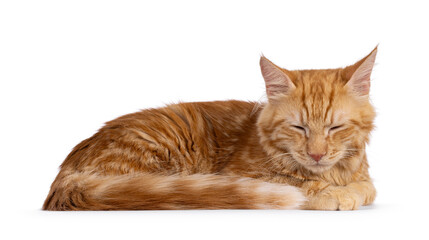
[{"left": 43, "top": 47, "right": 377, "bottom": 211}]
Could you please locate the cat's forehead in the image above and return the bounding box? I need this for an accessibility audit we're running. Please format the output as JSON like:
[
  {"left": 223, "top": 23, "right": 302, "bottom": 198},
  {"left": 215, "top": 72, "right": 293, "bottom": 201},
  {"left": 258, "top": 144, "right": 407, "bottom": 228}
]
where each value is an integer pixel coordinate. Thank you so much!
[
  {"left": 291, "top": 69, "right": 344, "bottom": 86},
  {"left": 285, "top": 69, "right": 349, "bottom": 124},
  {"left": 284, "top": 98, "right": 348, "bottom": 126}
]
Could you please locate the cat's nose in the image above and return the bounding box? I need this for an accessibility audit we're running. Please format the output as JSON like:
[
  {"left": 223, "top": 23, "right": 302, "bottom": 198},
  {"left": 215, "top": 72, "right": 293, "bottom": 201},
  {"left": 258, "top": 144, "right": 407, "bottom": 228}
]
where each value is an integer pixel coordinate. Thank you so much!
[{"left": 308, "top": 153, "right": 325, "bottom": 162}]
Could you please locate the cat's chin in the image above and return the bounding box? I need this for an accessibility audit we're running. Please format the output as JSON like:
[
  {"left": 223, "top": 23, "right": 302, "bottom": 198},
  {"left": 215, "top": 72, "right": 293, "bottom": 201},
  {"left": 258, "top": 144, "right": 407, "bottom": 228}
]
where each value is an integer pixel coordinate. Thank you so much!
[{"left": 303, "top": 163, "right": 333, "bottom": 174}]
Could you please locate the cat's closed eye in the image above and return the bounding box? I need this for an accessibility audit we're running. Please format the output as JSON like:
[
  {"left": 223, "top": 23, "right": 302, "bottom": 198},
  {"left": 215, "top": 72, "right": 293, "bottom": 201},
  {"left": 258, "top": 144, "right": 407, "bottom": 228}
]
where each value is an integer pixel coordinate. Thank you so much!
[
  {"left": 329, "top": 125, "right": 343, "bottom": 132},
  {"left": 292, "top": 125, "right": 306, "bottom": 132}
]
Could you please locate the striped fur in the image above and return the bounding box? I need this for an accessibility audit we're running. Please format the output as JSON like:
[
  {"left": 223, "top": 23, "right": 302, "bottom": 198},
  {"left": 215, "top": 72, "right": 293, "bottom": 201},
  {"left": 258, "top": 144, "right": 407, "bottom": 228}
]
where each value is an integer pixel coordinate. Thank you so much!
[{"left": 43, "top": 47, "right": 377, "bottom": 210}]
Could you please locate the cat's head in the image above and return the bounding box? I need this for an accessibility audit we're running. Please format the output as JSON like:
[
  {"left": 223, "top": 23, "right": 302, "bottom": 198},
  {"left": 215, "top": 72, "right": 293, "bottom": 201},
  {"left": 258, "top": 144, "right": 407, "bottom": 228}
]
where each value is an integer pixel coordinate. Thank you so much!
[{"left": 257, "top": 47, "right": 377, "bottom": 174}]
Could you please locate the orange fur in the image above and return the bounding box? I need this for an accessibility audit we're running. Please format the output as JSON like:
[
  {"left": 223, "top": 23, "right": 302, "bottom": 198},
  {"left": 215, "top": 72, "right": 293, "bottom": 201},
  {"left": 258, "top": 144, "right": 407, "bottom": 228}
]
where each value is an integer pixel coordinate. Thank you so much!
[{"left": 43, "top": 47, "right": 377, "bottom": 211}]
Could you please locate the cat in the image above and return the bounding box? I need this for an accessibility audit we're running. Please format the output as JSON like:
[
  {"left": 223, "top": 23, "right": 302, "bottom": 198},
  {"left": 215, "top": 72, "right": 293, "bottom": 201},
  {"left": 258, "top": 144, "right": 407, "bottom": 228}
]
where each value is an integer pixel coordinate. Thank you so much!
[{"left": 43, "top": 47, "right": 377, "bottom": 211}]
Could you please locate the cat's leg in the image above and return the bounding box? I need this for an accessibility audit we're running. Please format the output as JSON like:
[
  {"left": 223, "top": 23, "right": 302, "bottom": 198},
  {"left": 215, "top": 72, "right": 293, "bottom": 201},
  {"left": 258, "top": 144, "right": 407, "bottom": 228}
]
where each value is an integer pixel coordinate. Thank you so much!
[
  {"left": 301, "top": 180, "right": 376, "bottom": 210},
  {"left": 347, "top": 180, "right": 376, "bottom": 206}
]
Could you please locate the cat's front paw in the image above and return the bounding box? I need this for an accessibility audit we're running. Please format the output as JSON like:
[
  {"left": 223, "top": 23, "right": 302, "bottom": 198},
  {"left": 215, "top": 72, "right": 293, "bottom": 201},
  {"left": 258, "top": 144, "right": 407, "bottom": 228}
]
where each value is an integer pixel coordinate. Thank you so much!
[
  {"left": 304, "top": 186, "right": 363, "bottom": 211},
  {"left": 335, "top": 191, "right": 362, "bottom": 210}
]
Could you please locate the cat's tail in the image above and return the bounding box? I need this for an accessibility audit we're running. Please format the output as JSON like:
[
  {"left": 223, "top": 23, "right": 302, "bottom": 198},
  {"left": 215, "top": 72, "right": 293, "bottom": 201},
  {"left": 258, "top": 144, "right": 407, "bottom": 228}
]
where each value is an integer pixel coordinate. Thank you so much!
[{"left": 42, "top": 172, "right": 306, "bottom": 210}]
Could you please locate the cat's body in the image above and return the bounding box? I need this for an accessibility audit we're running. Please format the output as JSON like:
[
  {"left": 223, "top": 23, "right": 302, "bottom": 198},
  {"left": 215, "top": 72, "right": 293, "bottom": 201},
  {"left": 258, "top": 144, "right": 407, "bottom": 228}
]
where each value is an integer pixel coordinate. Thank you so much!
[{"left": 43, "top": 48, "right": 378, "bottom": 211}]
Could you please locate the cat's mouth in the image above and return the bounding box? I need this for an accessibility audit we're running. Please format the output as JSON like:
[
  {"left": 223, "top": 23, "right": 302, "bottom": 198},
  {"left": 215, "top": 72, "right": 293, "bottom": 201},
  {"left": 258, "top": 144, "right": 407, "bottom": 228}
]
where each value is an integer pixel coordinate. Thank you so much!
[
  {"left": 303, "top": 162, "right": 334, "bottom": 173},
  {"left": 289, "top": 152, "right": 335, "bottom": 173}
]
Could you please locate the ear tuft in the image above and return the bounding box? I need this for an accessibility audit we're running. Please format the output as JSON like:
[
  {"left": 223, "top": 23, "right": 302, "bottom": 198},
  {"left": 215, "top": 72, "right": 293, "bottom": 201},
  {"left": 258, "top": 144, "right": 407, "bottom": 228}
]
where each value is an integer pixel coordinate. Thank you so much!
[
  {"left": 260, "top": 56, "right": 295, "bottom": 101},
  {"left": 344, "top": 46, "right": 378, "bottom": 97}
]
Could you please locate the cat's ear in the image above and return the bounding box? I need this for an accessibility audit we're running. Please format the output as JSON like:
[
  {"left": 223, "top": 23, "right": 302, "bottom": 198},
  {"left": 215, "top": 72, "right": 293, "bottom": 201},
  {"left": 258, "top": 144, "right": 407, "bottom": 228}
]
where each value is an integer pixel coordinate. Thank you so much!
[
  {"left": 343, "top": 46, "right": 378, "bottom": 97},
  {"left": 260, "top": 56, "right": 296, "bottom": 101}
]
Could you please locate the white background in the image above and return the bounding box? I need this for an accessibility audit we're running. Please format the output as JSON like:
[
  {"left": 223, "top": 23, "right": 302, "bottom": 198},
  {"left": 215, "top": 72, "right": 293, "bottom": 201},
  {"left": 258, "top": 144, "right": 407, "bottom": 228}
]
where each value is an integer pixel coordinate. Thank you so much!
[{"left": 1, "top": 0, "right": 428, "bottom": 239}]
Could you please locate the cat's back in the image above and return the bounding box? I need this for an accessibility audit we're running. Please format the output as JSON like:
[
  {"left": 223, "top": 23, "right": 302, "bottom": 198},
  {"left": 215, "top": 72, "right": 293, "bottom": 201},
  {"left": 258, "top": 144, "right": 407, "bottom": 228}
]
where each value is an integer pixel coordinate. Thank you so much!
[{"left": 60, "top": 100, "right": 260, "bottom": 175}]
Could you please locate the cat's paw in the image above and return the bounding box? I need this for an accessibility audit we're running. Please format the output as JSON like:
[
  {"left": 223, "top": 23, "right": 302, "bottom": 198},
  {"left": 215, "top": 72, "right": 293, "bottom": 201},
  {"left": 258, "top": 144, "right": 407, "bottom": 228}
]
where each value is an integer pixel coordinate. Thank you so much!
[
  {"left": 304, "top": 186, "right": 363, "bottom": 211},
  {"left": 336, "top": 191, "right": 362, "bottom": 210}
]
